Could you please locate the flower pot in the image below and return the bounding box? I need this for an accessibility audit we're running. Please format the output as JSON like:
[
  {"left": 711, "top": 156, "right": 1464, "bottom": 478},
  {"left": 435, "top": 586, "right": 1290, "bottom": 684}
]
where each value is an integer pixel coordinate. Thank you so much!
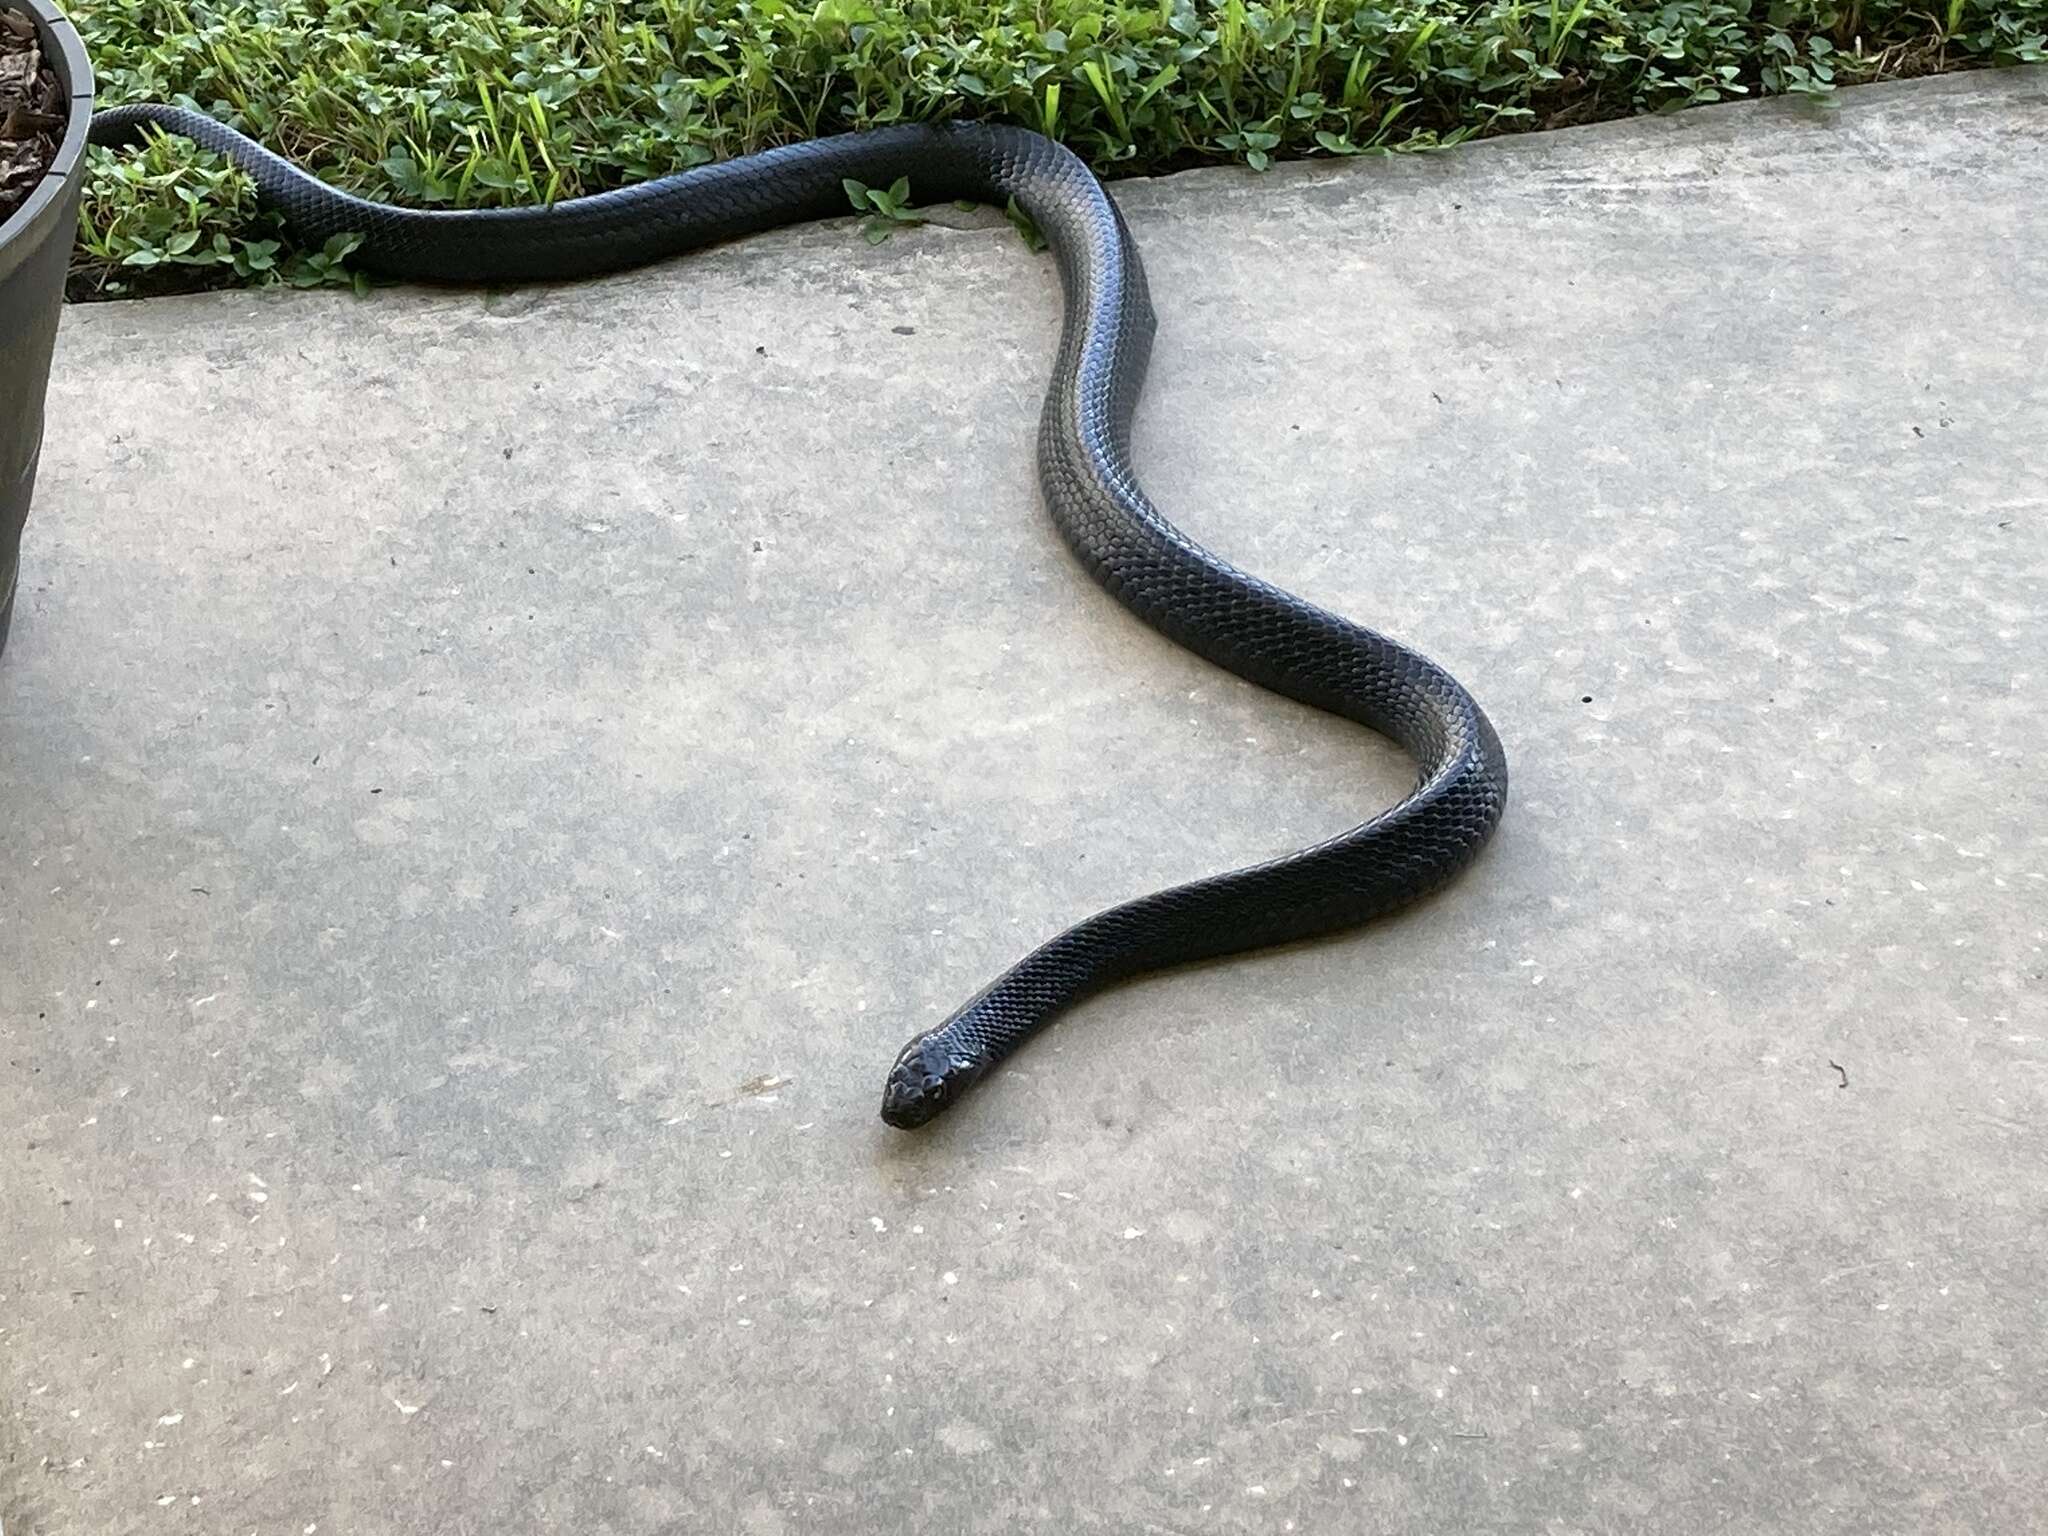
[{"left": 1, "top": 0, "right": 91, "bottom": 659}]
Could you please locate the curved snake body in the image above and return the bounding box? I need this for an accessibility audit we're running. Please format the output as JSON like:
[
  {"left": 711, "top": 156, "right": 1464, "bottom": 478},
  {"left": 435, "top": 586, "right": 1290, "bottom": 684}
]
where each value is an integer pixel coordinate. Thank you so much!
[{"left": 89, "top": 106, "right": 1510, "bottom": 1128}]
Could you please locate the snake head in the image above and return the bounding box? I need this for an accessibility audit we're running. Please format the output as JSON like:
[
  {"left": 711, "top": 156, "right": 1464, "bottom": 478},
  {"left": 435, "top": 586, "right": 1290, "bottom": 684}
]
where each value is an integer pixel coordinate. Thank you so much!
[{"left": 880, "top": 1036, "right": 983, "bottom": 1130}]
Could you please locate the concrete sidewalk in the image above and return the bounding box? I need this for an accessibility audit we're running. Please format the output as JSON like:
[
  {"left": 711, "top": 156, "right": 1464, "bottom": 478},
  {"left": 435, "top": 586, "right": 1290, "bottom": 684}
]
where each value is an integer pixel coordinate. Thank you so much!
[{"left": 5, "top": 69, "right": 2044, "bottom": 1535}]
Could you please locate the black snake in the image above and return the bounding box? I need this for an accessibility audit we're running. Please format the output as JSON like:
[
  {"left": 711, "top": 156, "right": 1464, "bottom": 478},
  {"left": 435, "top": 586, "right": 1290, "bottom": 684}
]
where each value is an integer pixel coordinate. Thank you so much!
[{"left": 89, "top": 106, "right": 1510, "bottom": 1129}]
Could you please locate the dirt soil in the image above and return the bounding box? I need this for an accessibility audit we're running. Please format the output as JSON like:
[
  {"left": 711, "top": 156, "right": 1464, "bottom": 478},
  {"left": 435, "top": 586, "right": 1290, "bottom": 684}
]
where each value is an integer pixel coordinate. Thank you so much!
[{"left": 1, "top": 7, "right": 65, "bottom": 229}]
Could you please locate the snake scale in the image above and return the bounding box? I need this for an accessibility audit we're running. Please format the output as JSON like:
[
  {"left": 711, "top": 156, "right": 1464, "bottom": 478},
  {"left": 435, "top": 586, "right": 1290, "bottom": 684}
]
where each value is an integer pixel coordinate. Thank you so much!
[{"left": 89, "top": 106, "right": 1509, "bottom": 1129}]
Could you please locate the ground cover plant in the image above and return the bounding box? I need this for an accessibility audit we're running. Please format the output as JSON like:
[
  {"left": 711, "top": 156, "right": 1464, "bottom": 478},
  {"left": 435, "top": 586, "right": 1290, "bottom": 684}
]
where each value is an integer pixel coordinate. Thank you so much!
[{"left": 68, "top": 0, "right": 2048, "bottom": 296}]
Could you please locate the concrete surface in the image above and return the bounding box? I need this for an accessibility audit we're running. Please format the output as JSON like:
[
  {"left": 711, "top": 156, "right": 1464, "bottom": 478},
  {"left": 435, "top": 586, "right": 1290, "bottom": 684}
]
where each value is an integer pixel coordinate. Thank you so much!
[{"left": 4, "top": 68, "right": 2046, "bottom": 1535}]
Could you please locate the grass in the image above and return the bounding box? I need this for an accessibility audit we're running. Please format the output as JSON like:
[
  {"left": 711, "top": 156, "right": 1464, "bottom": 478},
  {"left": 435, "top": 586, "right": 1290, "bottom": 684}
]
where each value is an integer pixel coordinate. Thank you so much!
[{"left": 66, "top": 0, "right": 2048, "bottom": 298}]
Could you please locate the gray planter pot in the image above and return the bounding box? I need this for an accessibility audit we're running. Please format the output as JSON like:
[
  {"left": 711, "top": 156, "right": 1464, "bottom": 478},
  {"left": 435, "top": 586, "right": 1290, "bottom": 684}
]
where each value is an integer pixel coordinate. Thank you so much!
[{"left": 1, "top": 0, "right": 91, "bottom": 659}]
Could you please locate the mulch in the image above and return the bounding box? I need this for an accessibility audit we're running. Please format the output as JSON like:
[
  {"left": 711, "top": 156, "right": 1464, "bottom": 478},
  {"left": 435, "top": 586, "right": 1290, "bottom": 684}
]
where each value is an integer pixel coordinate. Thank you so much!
[{"left": 1, "top": 7, "right": 66, "bottom": 229}]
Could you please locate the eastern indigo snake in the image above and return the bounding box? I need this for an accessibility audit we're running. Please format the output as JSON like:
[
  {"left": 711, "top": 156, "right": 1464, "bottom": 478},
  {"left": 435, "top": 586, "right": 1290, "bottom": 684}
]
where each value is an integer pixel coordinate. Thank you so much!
[{"left": 89, "top": 106, "right": 1510, "bottom": 1129}]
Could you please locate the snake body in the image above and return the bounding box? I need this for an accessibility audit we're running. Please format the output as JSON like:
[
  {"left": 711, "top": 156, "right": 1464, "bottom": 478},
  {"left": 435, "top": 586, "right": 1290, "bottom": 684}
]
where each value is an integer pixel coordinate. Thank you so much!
[{"left": 89, "top": 106, "right": 1509, "bottom": 1129}]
